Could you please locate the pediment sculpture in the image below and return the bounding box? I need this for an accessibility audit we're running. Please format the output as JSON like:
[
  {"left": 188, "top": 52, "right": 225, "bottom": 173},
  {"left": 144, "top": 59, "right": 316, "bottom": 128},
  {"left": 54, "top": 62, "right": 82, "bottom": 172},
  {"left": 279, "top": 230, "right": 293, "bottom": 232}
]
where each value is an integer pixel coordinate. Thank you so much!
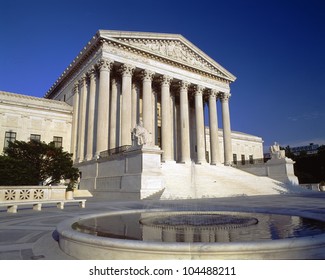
[{"left": 115, "top": 38, "right": 228, "bottom": 78}]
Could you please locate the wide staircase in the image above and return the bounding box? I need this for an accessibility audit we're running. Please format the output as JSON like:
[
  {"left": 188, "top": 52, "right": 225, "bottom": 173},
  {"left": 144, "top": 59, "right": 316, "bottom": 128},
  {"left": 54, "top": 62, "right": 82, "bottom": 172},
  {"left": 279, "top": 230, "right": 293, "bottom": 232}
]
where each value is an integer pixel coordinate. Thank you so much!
[{"left": 160, "top": 162, "right": 294, "bottom": 199}]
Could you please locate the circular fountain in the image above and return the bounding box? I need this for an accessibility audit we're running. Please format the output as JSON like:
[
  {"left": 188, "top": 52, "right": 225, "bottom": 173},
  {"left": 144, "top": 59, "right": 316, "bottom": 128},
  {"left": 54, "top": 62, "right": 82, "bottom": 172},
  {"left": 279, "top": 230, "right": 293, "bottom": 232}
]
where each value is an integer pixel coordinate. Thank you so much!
[{"left": 57, "top": 207, "right": 325, "bottom": 259}]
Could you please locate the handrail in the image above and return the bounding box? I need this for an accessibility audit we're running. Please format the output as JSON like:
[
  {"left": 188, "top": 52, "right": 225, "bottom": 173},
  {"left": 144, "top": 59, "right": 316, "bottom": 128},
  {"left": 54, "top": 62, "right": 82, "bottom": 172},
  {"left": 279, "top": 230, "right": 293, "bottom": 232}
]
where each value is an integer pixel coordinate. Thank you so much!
[
  {"left": 99, "top": 145, "right": 132, "bottom": 158},
  {"left": 232, "top": 158, "right": 266, "bottom": 167}
]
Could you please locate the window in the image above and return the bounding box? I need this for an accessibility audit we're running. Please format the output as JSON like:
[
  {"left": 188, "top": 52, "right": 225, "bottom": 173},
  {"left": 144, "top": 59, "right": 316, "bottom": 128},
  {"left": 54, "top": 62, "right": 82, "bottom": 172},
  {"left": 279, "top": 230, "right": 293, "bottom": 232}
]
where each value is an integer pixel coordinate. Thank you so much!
[
  {"left": 249, "top": 155, "right": 254, "bottom": 164},
  {"left": 233, "top": 154, "right": 237, "bottom": 165},
  {"left": 241, "top": 154, "right": 245, "bottom": 165},
  {"left": 53, "top": 136, "right": 63, "bottom": 148},
  {"left": 30, "top": 134, "right": 41, "bottom": 142},
  {"left": 4, "top": 131, "right": 16, "bottom": 148}
]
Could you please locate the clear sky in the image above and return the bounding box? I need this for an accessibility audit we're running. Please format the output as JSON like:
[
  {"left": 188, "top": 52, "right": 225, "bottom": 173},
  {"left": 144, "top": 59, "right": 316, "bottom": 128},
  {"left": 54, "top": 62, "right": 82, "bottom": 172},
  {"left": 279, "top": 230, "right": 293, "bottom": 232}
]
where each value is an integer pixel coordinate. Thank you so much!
[{"left": 1, "top": 0, "right": 324, "bottom": 151}]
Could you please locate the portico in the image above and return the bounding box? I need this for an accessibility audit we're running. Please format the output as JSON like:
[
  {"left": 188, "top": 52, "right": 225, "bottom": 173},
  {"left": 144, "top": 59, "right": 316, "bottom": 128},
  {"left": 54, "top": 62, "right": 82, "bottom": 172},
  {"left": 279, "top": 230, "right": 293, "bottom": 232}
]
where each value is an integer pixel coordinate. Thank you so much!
[{"left": 74, "top": 65, "right": 232, "bottom": 164}]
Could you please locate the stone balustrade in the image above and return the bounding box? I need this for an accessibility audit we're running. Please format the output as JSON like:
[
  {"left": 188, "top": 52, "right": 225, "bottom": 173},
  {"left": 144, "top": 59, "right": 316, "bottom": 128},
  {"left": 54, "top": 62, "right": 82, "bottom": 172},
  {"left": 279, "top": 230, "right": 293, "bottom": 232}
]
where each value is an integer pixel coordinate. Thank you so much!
[
  {"left": 0, "top": 185, "right": 86, "bottom": 213},
  {"left": 0, "top": 185, "right": 66, "bottom": 202}
]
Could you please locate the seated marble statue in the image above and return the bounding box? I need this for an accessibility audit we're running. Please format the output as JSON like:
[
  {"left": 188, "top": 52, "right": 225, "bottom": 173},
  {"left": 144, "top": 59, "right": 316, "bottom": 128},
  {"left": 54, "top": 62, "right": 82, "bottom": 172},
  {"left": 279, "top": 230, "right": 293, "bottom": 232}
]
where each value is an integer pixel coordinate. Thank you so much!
[
  {"left": 270, "top": 142, "right": 286, "bottom": 159},
  {"left": 132, "top": 121, "right": 153, "bottom": 146}
]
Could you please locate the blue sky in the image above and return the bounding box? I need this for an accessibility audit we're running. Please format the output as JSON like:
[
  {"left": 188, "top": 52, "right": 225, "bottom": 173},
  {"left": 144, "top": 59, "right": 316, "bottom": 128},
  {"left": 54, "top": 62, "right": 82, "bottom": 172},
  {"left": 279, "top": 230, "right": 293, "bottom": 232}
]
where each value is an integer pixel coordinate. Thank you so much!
[{"left": 1, "top": 0, "right": 324, "bottom": 151}]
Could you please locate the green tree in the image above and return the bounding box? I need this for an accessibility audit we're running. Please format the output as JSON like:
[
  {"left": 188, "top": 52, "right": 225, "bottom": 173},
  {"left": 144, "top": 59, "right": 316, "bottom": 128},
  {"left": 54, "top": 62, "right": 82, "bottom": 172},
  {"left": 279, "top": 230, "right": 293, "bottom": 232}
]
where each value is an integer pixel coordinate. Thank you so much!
[
  {"left": 318, "top": 145, "right": 325, "bottom": 182},
  {"left": 284, "top": 145, "right": 295, "bottom": 159},
  {"left": 0, "top": 140, "right": 79, "bottom": 186},
  {"left": 292, "top": 145, "right": 325, "bottom": 184}
]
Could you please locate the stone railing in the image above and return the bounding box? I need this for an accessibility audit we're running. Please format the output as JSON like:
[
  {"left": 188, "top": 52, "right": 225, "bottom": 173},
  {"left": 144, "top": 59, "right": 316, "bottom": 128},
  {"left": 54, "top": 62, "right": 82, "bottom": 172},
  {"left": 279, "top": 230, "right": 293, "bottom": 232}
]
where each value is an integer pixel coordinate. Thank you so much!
[
  {"left": 99, "top": 145, "right": 132, "bottom": 159},
  {"left": 0, "top": 185, "right": 86, "bottom": 213},
  {"left": 300, "top": 184, "right": 324, "bottom": 192},
  {"left": 233, "top": 158, "right": 266, "bottom": 166},
  {"left": 0, "top": 185, "right": 66, "bottom": 202}
]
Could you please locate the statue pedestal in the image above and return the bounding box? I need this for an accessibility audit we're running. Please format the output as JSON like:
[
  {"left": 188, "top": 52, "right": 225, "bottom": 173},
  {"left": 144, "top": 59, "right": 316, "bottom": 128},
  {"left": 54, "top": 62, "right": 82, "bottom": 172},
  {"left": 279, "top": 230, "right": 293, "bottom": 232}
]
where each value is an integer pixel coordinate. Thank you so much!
[
  {"left": 266, "top": 157, "right": 299, "bottom": 185},
  {"left": 127, "top": 144, "right": 164, "bottom": 199},
  {"left": 76, "top": 144, "right": 164, "bottom": 200}
]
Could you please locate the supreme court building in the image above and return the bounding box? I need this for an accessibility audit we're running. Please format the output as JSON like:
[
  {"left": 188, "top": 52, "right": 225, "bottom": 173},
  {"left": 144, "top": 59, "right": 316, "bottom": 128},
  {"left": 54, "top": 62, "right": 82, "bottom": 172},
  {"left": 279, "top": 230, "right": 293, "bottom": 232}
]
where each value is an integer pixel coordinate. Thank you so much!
[
  {"left": 45, "top": 30, "right": 237, "bottom": 165},
  {"left": 1, "top": 30, "right": 266, "bottom": 199}
]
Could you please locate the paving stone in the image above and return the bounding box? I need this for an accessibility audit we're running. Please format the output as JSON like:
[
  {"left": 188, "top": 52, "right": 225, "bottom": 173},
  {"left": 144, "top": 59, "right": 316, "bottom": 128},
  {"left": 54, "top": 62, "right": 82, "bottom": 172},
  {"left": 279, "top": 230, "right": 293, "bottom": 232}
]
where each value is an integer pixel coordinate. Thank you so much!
[{"left": 0, "top": 193, "right": 324, "bottom": 259}]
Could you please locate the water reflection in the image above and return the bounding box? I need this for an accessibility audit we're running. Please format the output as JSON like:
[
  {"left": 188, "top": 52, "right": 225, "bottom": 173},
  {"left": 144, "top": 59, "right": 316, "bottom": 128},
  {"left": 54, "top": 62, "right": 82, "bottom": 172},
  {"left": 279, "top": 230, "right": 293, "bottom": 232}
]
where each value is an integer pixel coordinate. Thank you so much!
[{"left": 72, "top": 211, "right": 325, "bottom": 243}]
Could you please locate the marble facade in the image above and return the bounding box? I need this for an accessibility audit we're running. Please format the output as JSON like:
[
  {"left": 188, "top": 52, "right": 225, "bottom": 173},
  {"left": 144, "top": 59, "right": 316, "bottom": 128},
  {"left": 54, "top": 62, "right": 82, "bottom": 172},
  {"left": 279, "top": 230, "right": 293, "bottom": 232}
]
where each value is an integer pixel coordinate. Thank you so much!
[{"left": 0, "top": 91, "right": 72, "bottom": 150}]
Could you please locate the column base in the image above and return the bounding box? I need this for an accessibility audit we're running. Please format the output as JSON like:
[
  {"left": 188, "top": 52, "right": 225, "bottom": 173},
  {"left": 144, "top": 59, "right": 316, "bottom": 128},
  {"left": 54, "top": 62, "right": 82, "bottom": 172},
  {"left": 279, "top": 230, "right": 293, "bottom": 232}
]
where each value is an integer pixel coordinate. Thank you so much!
[
  {"left": 86, "top": 155, "right": 94, "bottom": 161},
  {"left": 196, "top": 160, "right": 208, "bottom": 165},
  {"left": 75, "top": 158, "right": 84, "bottom": 164},
  {"left": 195, "top": 161, "right": 210, "bottom": 165},
  {"left": 161, "top": 160, "right": 176, "bottom": 164},
  {"left": 178, "top": 160, "right": 191, "bottom": 165}
]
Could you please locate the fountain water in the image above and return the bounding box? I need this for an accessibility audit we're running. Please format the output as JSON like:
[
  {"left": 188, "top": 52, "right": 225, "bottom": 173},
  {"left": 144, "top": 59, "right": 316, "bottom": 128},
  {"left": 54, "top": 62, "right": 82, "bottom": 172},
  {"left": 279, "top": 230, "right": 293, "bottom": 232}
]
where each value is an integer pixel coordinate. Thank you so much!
[{"left": 57, "top": 205, "right": 325, "bottom": 259}]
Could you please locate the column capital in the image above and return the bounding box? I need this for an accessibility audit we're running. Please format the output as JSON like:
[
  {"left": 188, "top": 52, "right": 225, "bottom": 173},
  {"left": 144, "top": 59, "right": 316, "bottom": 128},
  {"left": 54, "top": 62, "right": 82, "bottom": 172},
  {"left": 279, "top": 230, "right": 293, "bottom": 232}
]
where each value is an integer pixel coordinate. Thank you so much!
[
  {"left": 119, "top": 64, "right": 135, "bottom": 77},
  {"left": 208, "top": 89, "right": 219, "bottom": 98},
  {"left": 87, "top": 66, "right": 97, "bottom": 81},
  {"left": 73, "top": 81, "right": 79, "bottom": 93},
  {"left": 160, "top": 75, "right": 173, "bottom": 86},
  {"left": 141, "top": 69, "right": 155, "bottom": 81},
  {"left": 79, "top": 74, "right": 87, "bottom": 87},
  {"left": 97, "top": 58, "right": 113, "bottom": 71},
  {"left": 179, "top": 80, "right": 190, "bottom": 91},
  {"left": 193, "top": 85, "right": 205, "bottom": 96},
  {"left": 220, "top": 92, "right": 231, "bottom": 101}
]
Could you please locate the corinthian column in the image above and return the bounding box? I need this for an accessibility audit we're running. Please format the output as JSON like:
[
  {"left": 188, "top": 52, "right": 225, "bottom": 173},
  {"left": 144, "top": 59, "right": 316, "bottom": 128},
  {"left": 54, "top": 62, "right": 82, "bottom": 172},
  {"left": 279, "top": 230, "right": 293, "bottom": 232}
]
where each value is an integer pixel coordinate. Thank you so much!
[
  {"left": 95, "top": 58, "right": 113, "bottom": 157},
  {"left": 131, "top": 82, "right": 139, "bottom": 130},
  {"left": 71, "top": 82, "right": 79, "bottom": 161},
  {"left": 141, "top": 69, "right": 155, "bottom": 134},
  {"left": 86, "top": 67, "right": 96, "bottom": 161},
  {"left": 120, "top": 64, "right": 135, "bottom": 146},
  {"left": 179, "top": 81, "right": 190, "bottom": 163},
  {"left": 160, "top": 75, "right": 173, "bottom": 161},
  {"left": 77, "top": 74, "right": 87, "bottom": 162},
  {"left": 209, "top": 90, "right": 221, "bottom": 164},
  {"left": 109, "top": 77, "right": 118, "bottom": 149},
  {"left": 194, "top": 85, "right": 206, "bottom": 164},
  {"left": 221, "top": 92, "right": 232, "bottom": 165}
]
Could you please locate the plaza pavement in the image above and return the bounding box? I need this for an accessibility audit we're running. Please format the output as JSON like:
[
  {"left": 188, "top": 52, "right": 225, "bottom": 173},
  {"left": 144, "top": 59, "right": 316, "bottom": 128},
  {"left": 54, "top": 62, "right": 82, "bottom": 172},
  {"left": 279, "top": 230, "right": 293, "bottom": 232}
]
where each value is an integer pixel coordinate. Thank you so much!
[{"left": 1, "top": 192, "right": 325, "bottom": 260}]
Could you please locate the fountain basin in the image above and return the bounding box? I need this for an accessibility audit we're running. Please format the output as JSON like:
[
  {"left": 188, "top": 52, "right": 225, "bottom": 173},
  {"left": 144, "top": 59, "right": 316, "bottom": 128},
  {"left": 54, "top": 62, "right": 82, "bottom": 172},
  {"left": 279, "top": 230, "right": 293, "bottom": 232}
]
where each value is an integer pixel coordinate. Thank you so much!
[{"left": 57, "top": 209, "right": 325, "bottom": 259}]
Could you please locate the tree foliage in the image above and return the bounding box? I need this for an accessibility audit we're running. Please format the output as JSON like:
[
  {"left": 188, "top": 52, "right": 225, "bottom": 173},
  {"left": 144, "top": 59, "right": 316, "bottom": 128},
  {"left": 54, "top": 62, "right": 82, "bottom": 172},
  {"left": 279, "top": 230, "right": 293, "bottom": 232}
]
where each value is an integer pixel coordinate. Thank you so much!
[
  {"left": 284, "top": 145, "right": 325, "bottom": 184},
  {"left": 0, "top": 140, "right": 79, "bottom": 186}
]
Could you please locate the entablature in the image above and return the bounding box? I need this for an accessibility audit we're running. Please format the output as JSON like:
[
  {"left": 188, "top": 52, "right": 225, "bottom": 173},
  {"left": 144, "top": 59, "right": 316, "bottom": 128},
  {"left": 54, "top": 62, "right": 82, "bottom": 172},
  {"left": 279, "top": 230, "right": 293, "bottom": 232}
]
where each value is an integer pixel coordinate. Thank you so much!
[{"left": 45, "top": 30, "right": 236, "bottom": 99}]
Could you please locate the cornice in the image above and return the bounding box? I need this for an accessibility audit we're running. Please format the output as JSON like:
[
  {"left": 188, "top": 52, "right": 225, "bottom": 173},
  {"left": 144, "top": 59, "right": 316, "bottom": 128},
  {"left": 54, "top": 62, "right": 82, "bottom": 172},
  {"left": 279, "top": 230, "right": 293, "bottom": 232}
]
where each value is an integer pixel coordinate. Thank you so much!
[
  {"left": 204, "top": 127, "right": 263, "bottom": 143},
  {"left": 0, "top": 90, "right": 73, "bottom": 113}
]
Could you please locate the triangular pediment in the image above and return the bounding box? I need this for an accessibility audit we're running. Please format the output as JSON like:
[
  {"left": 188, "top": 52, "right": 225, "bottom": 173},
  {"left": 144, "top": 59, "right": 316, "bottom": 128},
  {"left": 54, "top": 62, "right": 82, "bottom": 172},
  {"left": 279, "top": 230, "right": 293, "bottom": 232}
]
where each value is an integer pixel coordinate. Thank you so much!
[{"left": 98, "top": 30, "right": 236, "bottom": 82}]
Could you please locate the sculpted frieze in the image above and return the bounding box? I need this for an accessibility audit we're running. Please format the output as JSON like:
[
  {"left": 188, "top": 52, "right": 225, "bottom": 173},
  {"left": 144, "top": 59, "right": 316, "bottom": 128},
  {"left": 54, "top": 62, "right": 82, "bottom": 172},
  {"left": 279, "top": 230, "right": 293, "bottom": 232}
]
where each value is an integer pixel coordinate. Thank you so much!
[
  {"left": 116, "top": 38, "right": 227, "bottom": 78},
  {"left": 105, "top": 43, "right": 150, "bottom": 64}
]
